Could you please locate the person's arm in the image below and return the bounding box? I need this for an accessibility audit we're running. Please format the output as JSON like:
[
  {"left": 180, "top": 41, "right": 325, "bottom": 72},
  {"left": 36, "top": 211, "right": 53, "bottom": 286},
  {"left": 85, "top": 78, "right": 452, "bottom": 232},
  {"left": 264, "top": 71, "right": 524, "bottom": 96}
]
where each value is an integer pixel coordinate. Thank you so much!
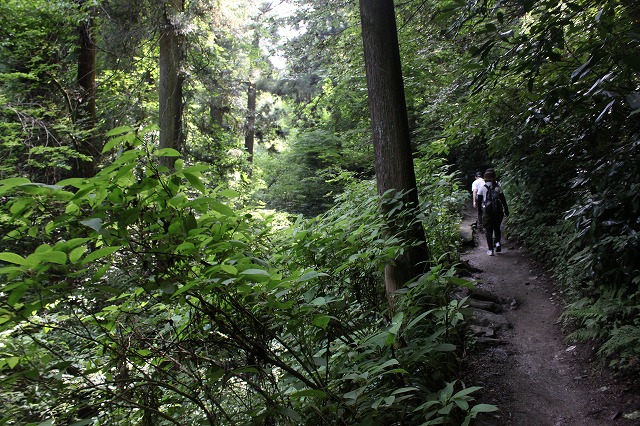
[
  {"left": 473, "top": 187, "right": 478, "bottom": 207},
  {"left": 500, "top": 192, "right": 509, "bottom": 216}
]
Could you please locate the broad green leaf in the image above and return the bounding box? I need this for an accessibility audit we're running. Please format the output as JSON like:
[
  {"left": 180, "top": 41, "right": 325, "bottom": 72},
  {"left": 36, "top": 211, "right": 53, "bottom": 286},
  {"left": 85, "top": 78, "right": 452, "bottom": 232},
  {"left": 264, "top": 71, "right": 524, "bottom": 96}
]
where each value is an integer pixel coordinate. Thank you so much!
[
  {"left": 184, "top": 172, "right": 206, "bottom": 193},
  {"left": 65, "top": 203, "right": 80, "bottom": 214},
  {"left": 81, "top": 246, "right": 121, "bottom": 265},
  {"left": 452, "top": 386, "right": 482, "bottom": 398},
  {"left": 80, "top": 218, "right": 103, "bottom": 232},
  {"left": 371, "top": 359, "right": 399, "bottom": 374},
  {"left": 56, "top": 178, "right": 85, "bottom": 188},
  {"left": 312, "top": 314, "right": 331, "bottom": 329},
  {"left": 239, "top": 269, "right": 271, "bottom": 282},
  {"left": 27, "top": 251, "right": 67, "bottom": 265},
  {"left": 445, "top": 276, "right": 475, "bottom": 288},
  {"left": 210, "top": 202, "right": 235, "bottom": 217},
  {"left": 175, "top": 242, "right": 195, "bottom": 253},
  {"left": 344, "top": 386, "right": 367, "bottom": 400},
  {"left": 470, "top": 403, "right": 498, "bottom": 414},
  {"left": 219, "top": 189, "right": 239, "bottom": 198},
  {"left": 172, "top": 281, "right": 200, "bottom": 297},
  {"left": 106, "top": 125, "right": 131, "bottom": 136},
  {"left": 10, "top": 198, "right": 33, "bottom": 216},
  {"left": 391, "top": 387, "right": 419, "bottom": 395},
  {"left": 8, "top": 285, "right": 28, "bottom": 306},
  {"left": 438, "top": 402, "right": 454, "bottom": 415},
  {"left": 54, "top": 238, "right": 91, "bottom": 252},
  {"left": 156, "top": 148, "right": 181, "bottom": 157},
  {"left": 434, "top": 343, "right": 456, "bottom": 352},
  {"left": 6, "top": 356, "right": 20, "bottom": 369},
  {"left": 169, "top": 193, "right": 189, "bottom": 207},
  {"left": 310, "top": 297, "right": 327, "bottom": 306},
  {"left": 0, "top": 266, "right": 24, "bottom": 277},
  {"left": 440, "top": 382, "right": 454, "bottom": 401},
  {"left": 454, "top": 399, "right": 470, "bottom": 411},
  {"left": 388, "top": 312, "right": 404, "bottom": 335},
  {"left": 371, "top": 397, "right": 384, "bottom": 410},
  {"left": 34, "top": 244, "right": 52, "bottom": 253},
  {"left": 296, "top": 271, "right": 329, "bottom": 282},
  {"left": 220, "top": 264, "right": 238, "bottom": 275},
  {"left": 0, "top": 253, "right": 26, "bottom": 265},
  {"left": 0, "top": 177, "right": 31, "bottom": 187}
]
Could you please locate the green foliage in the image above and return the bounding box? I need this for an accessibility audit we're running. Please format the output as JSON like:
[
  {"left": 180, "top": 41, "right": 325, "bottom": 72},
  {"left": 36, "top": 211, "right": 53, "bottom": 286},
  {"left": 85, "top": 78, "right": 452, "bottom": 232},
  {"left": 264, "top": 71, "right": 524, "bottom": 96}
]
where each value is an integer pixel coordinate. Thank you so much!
[
  {"left": 254, "top": 129, "right": 366, "bottom": 216},
  {"left": 440, "top": 0, "right": 640, "bottom": 376},
  {"left": 415, "top": 145, "right": 468, "bottom": 265},
  {"left": 0, "top": 126, "right": 489, "bottom": 424},
  {"left": 0, "top": 0, "right": 83, "bottom": 182}
]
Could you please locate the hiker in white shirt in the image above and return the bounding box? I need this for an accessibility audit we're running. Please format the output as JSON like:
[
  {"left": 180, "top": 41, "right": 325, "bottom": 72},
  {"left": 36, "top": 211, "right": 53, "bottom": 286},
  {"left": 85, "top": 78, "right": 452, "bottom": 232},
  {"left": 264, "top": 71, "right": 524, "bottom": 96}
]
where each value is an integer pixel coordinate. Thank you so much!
[{"left": 471, "top": 171, "right": 485, "bottom": 230}]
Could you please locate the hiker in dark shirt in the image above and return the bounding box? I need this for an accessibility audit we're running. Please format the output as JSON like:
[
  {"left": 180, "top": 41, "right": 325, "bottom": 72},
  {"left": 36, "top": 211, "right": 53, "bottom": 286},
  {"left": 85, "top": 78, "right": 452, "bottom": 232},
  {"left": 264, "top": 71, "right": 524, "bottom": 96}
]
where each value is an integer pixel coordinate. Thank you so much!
[{"left": 477, "top": 169, "right": 509, "bottom": 256}]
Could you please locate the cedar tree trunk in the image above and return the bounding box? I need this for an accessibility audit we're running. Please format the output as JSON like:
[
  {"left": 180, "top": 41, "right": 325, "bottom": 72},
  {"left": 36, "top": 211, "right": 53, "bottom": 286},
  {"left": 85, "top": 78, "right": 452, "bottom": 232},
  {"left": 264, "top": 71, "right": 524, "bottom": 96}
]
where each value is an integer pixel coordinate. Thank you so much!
[
  {"left": 159, "top": 0, "right": 185, "bottom": 169},
  {"left": 244, "top": 81, "right": 257, "bottom": 164},
  {"left": 359, "top": 0, "right": 429, "bottom": 306}
]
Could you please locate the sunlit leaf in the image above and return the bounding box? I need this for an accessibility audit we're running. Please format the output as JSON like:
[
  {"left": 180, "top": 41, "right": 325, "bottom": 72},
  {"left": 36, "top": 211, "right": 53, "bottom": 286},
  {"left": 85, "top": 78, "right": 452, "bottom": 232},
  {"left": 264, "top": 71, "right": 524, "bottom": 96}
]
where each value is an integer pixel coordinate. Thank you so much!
[
  {"left": 80, "top": 218, "right": 103, "bottom": 232},
  {"left": 0, "top": 253, "right": 26, "bottom": 265},
  {"left": 156, "top": 148, "right": 181, "bottom": 157},
  {"left": 81, "top": 246, "right": 121, "bottom": 265},
  {"left": 184, "top": 172, "right": 206, "bottom": 193}
]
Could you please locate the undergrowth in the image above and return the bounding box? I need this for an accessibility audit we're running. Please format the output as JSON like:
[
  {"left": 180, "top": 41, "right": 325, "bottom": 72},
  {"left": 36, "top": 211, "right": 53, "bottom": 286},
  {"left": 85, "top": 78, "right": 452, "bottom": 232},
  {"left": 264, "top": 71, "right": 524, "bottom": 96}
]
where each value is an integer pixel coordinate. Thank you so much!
[{"left": 0, "top": 127, "right": 494, "bottom": 425}]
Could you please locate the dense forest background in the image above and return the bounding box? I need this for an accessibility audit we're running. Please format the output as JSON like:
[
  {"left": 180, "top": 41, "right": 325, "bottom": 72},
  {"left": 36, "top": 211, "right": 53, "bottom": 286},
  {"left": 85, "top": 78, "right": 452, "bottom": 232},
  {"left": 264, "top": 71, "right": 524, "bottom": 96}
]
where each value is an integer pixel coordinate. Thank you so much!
[{"left": 0, "top": 0, "right": 638, "bottom": 424}]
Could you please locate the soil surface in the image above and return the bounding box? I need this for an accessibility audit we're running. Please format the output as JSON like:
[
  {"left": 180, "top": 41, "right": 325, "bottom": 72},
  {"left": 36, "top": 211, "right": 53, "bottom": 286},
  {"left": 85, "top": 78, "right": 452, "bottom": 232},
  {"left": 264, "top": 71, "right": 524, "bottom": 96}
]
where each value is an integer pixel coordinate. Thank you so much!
[{"left": 459, "top": 201, "right": 640, "bottom": 426}]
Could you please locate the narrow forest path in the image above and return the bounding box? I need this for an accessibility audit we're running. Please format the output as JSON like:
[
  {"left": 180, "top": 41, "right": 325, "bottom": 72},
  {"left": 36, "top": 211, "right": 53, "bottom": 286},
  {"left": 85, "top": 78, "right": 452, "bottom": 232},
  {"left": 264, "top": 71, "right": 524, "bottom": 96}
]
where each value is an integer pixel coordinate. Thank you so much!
[{"left": 458, "top": 201, "right": 640, "bottom": 426}]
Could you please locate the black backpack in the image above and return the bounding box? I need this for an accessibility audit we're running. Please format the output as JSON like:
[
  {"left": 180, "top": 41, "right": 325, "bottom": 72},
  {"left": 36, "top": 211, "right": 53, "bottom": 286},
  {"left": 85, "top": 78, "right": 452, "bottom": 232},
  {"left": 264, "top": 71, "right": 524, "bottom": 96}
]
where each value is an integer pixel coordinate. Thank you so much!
[{"left": 482, "top": 184, "right": 503, "bottom": 216}]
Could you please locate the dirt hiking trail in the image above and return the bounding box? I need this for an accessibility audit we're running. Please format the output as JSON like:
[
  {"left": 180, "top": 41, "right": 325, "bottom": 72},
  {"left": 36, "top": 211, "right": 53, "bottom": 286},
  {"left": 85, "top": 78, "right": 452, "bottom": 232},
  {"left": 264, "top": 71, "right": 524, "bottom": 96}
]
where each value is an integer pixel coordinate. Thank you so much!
[{"left": 458, "top": 201, "right": 640, "bottom": 426}]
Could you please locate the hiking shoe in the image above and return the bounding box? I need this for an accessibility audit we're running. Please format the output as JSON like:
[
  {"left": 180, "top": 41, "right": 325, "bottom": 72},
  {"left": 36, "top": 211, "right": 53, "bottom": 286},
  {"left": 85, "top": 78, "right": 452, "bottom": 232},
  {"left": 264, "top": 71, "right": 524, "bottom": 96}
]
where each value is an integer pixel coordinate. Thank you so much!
[
  {"left": 487, "top": 250, "right": 494, "bottom": 256},
  {"left": 495, "top": 242, "right": 501, "bottom": 252}
]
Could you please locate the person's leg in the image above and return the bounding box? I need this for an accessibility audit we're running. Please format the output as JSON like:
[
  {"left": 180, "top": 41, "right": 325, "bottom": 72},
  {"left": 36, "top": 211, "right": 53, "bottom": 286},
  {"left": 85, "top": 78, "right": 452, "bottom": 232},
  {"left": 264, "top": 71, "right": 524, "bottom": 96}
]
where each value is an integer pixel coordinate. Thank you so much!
[
  {"left": 484, "top": 221, "right": 494, "bottom": 255},
  {"left": 477, "top": 204, "right": 483, "bottom": 230},
  {"left": 494, "top": 217, "right": 503, "bottom": 253}
]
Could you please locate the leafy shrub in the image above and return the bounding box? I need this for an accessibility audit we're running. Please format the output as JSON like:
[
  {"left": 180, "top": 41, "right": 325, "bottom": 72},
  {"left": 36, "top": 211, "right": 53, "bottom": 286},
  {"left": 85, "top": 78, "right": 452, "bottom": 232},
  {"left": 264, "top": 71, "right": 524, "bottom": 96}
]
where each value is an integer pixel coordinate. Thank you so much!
[{"left": 0, "top": 127, "right": 491, "bottom": 424}]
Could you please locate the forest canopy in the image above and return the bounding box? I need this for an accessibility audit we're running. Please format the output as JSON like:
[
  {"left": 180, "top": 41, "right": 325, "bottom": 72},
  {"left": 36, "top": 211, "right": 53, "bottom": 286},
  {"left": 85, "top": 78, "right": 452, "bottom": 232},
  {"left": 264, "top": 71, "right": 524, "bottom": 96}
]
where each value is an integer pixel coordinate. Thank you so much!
[{"left": 0, "top": 0, "right": 638, "bottom": 424}]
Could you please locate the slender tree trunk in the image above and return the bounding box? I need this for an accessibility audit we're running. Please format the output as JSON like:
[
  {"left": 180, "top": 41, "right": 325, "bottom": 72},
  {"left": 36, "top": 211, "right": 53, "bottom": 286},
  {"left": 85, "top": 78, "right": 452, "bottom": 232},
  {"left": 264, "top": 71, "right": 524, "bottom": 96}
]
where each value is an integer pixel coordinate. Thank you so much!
[
  {"left": 244, "top": 81, "right": 257, "bottom": 164},
  {"left": 159, "top": 0, "right": 185, "bottom": 169},
  {"left": 359, "top": 0, "right": 429, "bottom": 306},
  {"left": 75, "top": 0, "right": 98, "bottom": 178},
  {"left": 244, "top": 31, "right": 260, "bottom": 167}
]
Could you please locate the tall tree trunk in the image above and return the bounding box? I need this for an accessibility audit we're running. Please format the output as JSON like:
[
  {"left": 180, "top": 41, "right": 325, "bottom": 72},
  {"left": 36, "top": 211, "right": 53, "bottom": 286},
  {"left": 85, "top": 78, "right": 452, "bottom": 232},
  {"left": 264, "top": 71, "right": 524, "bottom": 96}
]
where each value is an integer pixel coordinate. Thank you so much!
[
  {"left": 244, "top": 31, "right": 260, "bottom": 167},
  {"left": 359, "top": 0, "right": 429, "bottom": 307},
  {"left": 244, "top": 81, "right": 257, "bottom": 164},
  {"left": 75, "top": 0, "right": 98, "bottom": 178},
  {"left": 159, "top": 0, "right": 185, "bottom": 169}
]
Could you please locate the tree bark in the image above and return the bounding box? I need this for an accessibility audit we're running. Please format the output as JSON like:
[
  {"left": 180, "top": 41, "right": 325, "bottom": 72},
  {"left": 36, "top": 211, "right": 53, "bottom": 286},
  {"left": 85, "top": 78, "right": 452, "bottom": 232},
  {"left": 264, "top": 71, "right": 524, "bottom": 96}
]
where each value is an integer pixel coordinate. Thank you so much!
[
  {"left": 244, "top": 30, "right": 260, "bottom": 168},
  {"left": 75, "top": 0, "right": 98, "bottom": 178},
  {"left": 358, "top": 0, "right": 429, "bottom": 306},
  {"left": 159, "top": 0, "right": 185, "bottom": 169},
  {"left": 244, "top": 81, "right": 257, "bottom": 164}
]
